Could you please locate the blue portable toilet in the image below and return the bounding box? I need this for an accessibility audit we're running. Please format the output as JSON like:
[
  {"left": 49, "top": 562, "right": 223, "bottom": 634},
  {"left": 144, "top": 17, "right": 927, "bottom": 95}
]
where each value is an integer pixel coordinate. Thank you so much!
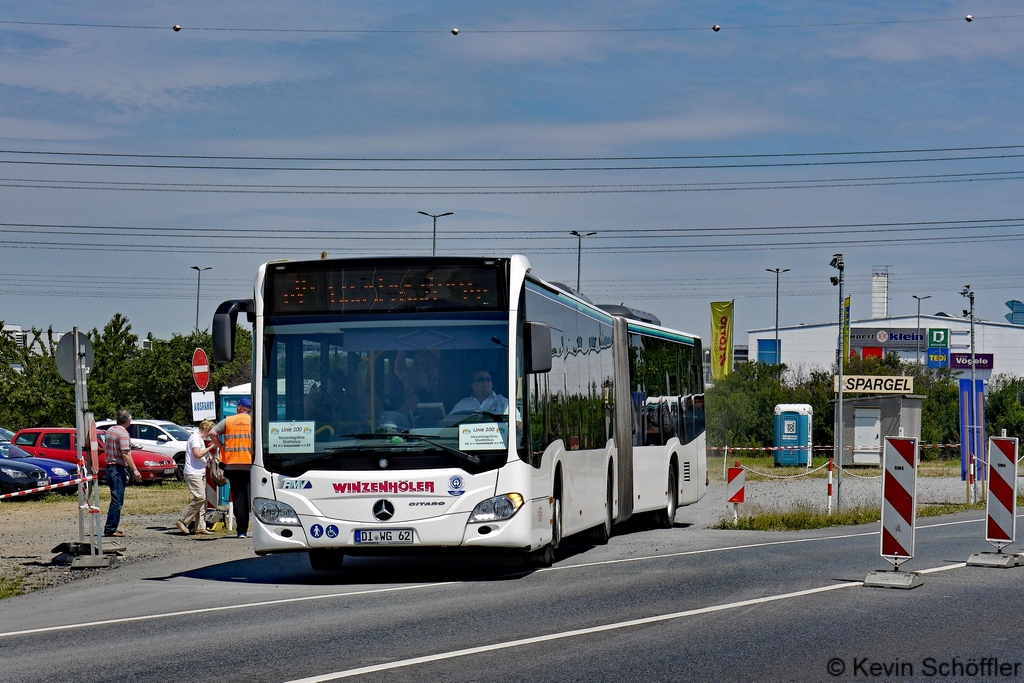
[{"left": 774, "top": 404, "right": 813, "bottom": 466}]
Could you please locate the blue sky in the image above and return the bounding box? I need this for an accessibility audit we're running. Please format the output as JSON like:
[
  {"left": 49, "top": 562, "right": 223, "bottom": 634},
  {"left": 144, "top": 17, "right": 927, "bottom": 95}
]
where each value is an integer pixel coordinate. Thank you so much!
[{"left": 1, "top": 1, "right": 1023, "bottom": 343}]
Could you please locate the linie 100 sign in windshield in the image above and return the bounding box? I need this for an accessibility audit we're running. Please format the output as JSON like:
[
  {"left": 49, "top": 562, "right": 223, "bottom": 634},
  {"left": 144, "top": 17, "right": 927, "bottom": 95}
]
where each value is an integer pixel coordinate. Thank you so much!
[{"left": 267, "top": 260, "right": 506, "bottom": 315}]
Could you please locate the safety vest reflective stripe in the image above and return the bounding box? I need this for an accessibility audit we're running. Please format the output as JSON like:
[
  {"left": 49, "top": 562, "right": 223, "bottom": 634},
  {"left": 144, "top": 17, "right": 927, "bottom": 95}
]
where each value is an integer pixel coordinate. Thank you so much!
[{"left": 221, "top": 414, "right": 252, "bottom": 464}]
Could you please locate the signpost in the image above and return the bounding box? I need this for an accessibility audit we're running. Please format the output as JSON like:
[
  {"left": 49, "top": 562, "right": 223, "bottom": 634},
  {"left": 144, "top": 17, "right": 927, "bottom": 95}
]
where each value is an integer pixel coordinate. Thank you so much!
[
  {"left": 191, "top": 348, "right": 216, "bottom": 421},
  {"left": 967, "top": 436, "right": 1019, "bottom": 568},
  {"left": 864, "top": 436, "right": 922, "bottom": 589},
  {"left": 56, "top": 328, "right": 114, "bottom": 568}
]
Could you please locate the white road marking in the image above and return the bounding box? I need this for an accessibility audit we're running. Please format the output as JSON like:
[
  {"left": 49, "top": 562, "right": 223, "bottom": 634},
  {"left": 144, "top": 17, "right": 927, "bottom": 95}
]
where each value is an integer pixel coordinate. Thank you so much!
[
  {"left": 282, "top": 582, "right": 864, "bottom": 682},
  {"left": 917, "top": 562, "right": 967, "bottom": 574},
  {"left": 0, "top": 513, "right": 988, "bottom": 639},
  {"left": 0, "top": 582, "right": 455, "bottom": 639}
]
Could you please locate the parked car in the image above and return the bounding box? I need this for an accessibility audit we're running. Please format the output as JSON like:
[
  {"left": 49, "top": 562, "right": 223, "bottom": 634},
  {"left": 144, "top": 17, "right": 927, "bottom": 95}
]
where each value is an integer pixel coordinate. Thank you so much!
[
  {"left": 0, "top": 457, "right": 49, "bottom": 499},
  {"left": 96, "top": 419, "right": 193, "bottom": 480},
  {"left": 0, "top": 442, "right": 79, "bottom": 492},
  {"left": 0, "top": 427, "right": 14, "bottom": 441},
  {"left": 12, "top": 427, "right": 177, "bottom": 485},
  {"left": 95, "top": 430, "right": 177, "bottom": 484}
]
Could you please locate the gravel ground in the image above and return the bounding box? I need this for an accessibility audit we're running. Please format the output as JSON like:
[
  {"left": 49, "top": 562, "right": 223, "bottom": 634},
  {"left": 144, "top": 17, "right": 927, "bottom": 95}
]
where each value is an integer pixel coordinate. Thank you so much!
[{"left": 1, "top": 473, "right": 971, "bottom": 598}]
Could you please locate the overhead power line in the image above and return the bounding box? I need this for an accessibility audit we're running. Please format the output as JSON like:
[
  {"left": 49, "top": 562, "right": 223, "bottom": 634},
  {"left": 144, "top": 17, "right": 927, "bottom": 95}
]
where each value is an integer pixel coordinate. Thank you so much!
[
  {"left": 2, "top": 170, "right": 1023, "bottom": 195},
  {"left": 2, "top": 152, "right": 1024, "bottom": 172},
  {"left": 2, "top": 143, "right": 1022, "bottom": 162},
  {"left": 1, "top": 14, "right": 1020, "bottom": 34}
]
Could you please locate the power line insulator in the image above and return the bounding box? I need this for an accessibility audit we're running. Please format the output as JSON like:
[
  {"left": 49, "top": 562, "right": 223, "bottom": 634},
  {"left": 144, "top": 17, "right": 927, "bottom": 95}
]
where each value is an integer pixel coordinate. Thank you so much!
[
  {"left": 173, "top": 24, "right": 181, "bottom": 32},
  {"left": 965, "top": 15, "right": 973, "bottom": 22},
  {"left": 451, "top": 27, "right": 459, "bottom": 35},
  {"left": 712, "top": 24, "right": 721, "bottom": 32}
]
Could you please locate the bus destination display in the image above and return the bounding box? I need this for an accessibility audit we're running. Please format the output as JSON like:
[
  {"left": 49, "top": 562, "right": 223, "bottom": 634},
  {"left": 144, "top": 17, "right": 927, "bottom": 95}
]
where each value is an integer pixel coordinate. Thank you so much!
[{"left": 268, "top": 263, "right": 504, "bottom": 314}]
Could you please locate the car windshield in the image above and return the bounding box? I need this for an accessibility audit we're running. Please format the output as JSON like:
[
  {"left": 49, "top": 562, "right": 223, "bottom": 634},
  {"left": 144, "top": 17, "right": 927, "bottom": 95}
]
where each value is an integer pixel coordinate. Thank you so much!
[
  {"left": 263, "top": 313, "right": 515, "bottom": 474},
  {"left": 0, "top": 427, "right": 13, "bottom": 441},
  {"left": 160, "top": 424, "right": 193, "bottom": 441}
]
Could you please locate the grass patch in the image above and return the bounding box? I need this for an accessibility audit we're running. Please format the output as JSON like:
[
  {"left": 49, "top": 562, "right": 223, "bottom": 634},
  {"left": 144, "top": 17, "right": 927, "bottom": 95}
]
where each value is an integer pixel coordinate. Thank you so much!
[
  {"left": 711, "top": 503, "right": 881, "bottom": 531},
  {"left": 0, "top": 573, "right": 28, "bottom": 600},
  {"left": 5, "top": 481, "right": 191, "bottom": 515},
  {"left": 714, "top": 494, "right": 1024, "bottom": 531}
]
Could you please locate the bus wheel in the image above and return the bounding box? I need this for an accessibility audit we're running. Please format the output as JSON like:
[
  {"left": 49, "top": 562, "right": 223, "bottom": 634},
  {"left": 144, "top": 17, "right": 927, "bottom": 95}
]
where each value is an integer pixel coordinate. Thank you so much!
[
  {"left": 590, "top": 470, "right": 613, "bottom": 545},
  {"left": 551, "top": 485, "right": 563, "bottom": 550},
  {"left": 653, "top": 467, "right": 677, "bottom": 529},
  {"left": 525, "top": 544, "right": 554, "bottom": 568},
  {"left": 308, "top": 549, "right": 345, "bottom": 571}
]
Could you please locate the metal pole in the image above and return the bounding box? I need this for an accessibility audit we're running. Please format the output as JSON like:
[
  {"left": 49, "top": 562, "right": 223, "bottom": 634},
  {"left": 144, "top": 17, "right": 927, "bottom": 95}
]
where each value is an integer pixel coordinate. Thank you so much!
[
  {"left": 766, "top": 268, "right": 789, "bottom": 371},
  {"left": 191, "top": 266, "right": 211, "bottom": 333},
  {"left": 830, "top": 254, "right": 845, "bottom": 510},
  {"left": 570, "top": 230, "right": 596, "bottom": 292},
  {"left": 418, "top": 211, "right": 453, "bottom": 257},
  {"left": 969, "top": 290, "right": 978, "bottom": 502},
  {"left": 912, "top": 295, "right": 931, "bottom": 365}
]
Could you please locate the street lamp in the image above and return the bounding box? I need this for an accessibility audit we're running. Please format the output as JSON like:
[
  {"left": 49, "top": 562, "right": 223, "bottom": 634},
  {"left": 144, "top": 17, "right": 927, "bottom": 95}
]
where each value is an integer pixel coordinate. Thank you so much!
[
  {"left": 961, "top": 284, "right": 978, "bottom": 503},
  {"left": 912, "top": 295, "right": 931, "bottom": 364},
  {"left": 570, "top": 230, "right": 597, "bottom": 292},
  {"left": 190, "top": 266, "right": 212, "bottom": 333},
  {"left": 829, "top": 254, "right": 845, "bottom": 510},
  {"left": 766, "top": 268, "right": 790, "bottom": 369},
  {"left": 418, "top": 211, "right": 453, "bottom": 256}
]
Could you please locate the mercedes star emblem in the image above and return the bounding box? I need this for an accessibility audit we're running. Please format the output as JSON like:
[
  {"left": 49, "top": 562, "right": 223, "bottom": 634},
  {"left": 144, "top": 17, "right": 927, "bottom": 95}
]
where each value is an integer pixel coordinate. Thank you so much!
[
  {"left": 372, "top": 499, "right": 395, "bottom": 521},
  {"left": 379, "top": 458, "right": 389, "bottom": 469}
]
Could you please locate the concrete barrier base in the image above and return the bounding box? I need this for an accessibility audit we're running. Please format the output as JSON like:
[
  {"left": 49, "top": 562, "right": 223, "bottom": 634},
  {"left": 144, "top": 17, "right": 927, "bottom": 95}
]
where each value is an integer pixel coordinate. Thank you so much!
[
  {"left": 863, "top": 571, "right": 923, "bottom": 589},
  {"left": 966, "top": 552, "right": 1019, "bottom": 568}
]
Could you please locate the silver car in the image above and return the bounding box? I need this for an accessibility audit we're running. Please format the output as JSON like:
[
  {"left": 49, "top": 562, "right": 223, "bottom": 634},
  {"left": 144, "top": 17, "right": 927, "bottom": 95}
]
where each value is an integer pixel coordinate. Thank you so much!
[{"left": 96, "top": 419, "right": 194, "bottom": 480}]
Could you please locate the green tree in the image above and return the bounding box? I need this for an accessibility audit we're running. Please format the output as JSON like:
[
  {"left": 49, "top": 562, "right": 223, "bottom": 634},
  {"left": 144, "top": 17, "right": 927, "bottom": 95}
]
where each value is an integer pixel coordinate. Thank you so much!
[
  {"left": 986, "top": 375, "right": 1024, "bottom": 441},
  {"left": 87, "top": 313, "right": 142, "bottom": 420},
  {"left": 0, "top": 327, "right": 75, "bottom": 430}
]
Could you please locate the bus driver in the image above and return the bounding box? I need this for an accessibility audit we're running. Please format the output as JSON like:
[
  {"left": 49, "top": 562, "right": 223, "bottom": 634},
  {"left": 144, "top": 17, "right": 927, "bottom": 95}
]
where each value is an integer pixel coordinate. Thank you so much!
[{"left": 450, "top": 369, "right": 509, "bottom": 415}]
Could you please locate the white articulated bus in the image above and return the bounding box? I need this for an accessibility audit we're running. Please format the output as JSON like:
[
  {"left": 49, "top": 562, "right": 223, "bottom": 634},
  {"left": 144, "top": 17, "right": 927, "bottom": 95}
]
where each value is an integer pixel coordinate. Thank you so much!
[{"left": 212, "top": 255, "right": 706, "bottom": 569}]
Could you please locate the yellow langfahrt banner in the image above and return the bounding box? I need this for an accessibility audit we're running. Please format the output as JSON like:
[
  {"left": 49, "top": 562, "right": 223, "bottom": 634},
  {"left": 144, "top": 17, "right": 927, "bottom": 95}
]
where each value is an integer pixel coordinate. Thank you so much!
[{"left": 710, "top": 301, "right": 734, "bottom": 382}]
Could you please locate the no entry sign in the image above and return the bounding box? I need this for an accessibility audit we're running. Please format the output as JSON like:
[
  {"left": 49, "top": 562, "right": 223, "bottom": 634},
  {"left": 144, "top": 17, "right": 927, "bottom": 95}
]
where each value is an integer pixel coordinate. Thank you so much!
[{"left": 192, "top": 348, "right": 210, "bottom": 391}]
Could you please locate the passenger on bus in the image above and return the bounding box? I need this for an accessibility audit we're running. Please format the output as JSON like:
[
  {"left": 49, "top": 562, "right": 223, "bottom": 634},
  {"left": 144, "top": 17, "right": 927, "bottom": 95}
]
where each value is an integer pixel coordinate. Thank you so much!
[{"left": 395, "top": 350, "right": 439, "bottom": 412}]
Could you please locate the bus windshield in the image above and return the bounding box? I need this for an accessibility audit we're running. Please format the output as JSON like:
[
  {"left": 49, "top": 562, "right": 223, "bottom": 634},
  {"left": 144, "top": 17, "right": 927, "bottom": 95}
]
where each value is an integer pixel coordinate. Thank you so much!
[{"left": 262, "top": 313, "right": 512, "bottom": 476}]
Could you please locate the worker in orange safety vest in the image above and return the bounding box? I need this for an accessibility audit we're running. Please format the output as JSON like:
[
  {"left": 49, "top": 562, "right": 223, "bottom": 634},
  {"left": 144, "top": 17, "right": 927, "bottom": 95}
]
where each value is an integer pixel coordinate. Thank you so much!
[{"left": 211, "top": 397, "right": 253, "bottom": 539}]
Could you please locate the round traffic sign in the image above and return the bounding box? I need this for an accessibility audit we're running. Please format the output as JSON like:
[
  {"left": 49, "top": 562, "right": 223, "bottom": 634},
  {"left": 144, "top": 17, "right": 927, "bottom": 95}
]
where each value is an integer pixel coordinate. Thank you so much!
[
  {"left": 192, "top": 348, "right": 210, "bottom": 391},
  {"left": 55, "top": 332, "right": 94, "bottom": 384}
]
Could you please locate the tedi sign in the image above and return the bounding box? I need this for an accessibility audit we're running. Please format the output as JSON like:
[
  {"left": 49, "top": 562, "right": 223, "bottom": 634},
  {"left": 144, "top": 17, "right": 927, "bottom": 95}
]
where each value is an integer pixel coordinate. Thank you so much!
[{"left": 834, "top": 375, "right": 915, "bottom": 394}]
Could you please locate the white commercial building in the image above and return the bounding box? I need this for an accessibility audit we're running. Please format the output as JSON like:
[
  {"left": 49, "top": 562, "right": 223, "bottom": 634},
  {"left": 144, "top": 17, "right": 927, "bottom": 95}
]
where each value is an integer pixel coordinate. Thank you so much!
[{"left": 748, "top": 314, "right": 1024, "bottom": 381}]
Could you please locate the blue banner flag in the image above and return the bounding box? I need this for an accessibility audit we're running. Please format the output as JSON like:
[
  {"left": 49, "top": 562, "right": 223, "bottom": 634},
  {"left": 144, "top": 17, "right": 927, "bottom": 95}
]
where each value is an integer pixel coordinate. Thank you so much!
[{"left": 958, "top": 379, "right": 986, "bottom": 482}]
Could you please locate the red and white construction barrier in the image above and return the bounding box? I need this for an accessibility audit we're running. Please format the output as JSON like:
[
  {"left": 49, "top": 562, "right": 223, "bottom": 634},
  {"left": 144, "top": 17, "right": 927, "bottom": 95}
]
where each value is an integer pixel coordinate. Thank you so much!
[
  {"left": 727, "top": 462, "right": 745, "bottom": 524},
  {"left": 707, "top": 443, "right": 959, "bottom": 453},
  {"left": 880, "top": 436, "right": 919, "bottom": 566},
  {"left": 0, "top": 475, "right": 96, "bottom": 500},
  {"left": 985, "top": 437, "right": 1018, "bottom": 547},
  {"left": 827, "top": 458, "right": 834, "bottom": 515}
]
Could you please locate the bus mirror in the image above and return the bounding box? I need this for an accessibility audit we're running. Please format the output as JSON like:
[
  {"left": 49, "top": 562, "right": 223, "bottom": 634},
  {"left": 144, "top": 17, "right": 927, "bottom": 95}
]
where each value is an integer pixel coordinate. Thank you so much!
[
  {"left": 524, "top": 321, "right": 552, "bottom": 374},
  {"left": 212, "top": 299, "right": 254, "bottom": 363}
]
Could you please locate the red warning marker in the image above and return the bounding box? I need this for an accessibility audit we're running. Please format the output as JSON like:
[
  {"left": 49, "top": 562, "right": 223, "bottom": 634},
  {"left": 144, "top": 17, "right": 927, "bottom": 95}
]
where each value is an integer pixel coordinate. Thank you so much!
[
  {"left": 986, "top": 437, "right": 1018, "bottom": 544},
  {"left": 880, "top": 437, "right": 918, "bottom": 562}
]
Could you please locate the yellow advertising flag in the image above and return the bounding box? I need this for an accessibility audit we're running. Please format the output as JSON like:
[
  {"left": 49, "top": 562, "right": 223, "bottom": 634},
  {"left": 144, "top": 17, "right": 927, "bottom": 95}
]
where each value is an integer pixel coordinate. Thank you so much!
[{"left": 710, "top": 301, "right": 734, "bottom": 382}]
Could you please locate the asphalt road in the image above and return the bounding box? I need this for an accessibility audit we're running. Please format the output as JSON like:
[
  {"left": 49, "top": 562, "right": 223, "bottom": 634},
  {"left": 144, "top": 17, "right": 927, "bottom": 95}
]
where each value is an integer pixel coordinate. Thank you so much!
[{"left": 1, "top": 512, "right": 1022, "bottom": 683}]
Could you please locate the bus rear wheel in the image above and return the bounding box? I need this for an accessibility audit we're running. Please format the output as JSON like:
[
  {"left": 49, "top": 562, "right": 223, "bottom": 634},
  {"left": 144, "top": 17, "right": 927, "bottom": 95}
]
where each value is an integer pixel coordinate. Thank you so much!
[
  {"left": 590, "top": 469, "right": 613, "bottom": 545},
  {"left": 652, "top": 467, "right": 677, "bottom": 529},
  {"left": 308, "top": 549, "right": 345, "bottom": 571}
]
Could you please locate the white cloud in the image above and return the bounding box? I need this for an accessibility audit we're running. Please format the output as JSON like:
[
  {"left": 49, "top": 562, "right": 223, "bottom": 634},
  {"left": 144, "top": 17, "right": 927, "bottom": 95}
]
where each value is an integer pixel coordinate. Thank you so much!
[{"left": 0, "top": 115, "right": 106, "bottom": 141}]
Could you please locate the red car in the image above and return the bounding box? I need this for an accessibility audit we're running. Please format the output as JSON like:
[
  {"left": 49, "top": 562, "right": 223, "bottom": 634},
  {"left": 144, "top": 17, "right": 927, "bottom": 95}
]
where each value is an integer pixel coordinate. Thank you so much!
[{"left": 12, "top": 427, "right": 177, "bottom": 484}]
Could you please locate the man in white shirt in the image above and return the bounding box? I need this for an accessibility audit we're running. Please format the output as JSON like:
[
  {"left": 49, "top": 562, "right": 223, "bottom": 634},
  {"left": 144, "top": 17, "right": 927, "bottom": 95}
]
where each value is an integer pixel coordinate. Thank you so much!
[{"left": 451, "top": 369, "right": 509, "bottom": 415}]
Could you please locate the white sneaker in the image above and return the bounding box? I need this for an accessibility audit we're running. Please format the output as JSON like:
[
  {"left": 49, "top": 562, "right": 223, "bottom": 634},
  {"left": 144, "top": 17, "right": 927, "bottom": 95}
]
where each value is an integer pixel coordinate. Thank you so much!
[{"left": 236, "top": 533, "right": 247, "bottom": 539}]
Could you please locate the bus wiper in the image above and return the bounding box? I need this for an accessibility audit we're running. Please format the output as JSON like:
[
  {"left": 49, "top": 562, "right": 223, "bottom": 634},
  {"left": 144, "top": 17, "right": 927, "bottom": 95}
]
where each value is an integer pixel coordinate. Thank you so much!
[{"left": 396, "top": 435, "right": 481, "bottom": 465}]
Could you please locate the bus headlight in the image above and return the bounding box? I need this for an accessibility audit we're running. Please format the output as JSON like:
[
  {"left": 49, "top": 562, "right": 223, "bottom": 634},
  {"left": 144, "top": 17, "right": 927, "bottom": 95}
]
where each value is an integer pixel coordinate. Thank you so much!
[
  {"left": 469, "top": 493, "right": 524, "bottom": 523},
  {"left": 253, "top": 497, "right": 301, "bottom": 526}
]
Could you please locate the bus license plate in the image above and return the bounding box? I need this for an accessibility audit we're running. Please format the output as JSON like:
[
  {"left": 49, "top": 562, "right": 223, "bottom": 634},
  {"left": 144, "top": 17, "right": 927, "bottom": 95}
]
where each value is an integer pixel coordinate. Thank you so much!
[{"left": 354, "top": 529, "right": 413, "bottom": 545}]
